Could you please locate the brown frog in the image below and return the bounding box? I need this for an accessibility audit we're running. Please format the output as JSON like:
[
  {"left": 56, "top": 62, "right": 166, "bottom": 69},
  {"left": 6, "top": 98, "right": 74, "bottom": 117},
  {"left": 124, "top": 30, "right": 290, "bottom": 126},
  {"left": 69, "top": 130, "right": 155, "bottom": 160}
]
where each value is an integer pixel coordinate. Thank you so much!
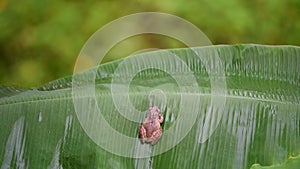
[{"left": 138, "top": 106, "right": 164, "bottom": 145}]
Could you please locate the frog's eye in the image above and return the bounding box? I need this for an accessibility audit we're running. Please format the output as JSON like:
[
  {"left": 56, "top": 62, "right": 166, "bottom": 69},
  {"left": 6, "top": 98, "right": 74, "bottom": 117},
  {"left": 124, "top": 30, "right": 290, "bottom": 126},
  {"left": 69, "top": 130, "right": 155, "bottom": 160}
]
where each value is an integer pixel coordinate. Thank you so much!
[{"left": 157, "top": 110, "right": 162, "bottom": 116}]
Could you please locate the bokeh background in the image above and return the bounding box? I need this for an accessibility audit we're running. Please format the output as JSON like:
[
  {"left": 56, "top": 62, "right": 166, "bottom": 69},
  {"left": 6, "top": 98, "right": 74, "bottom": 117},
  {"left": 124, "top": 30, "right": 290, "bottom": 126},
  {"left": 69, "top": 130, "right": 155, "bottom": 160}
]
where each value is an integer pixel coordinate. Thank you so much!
[{"left": 1, "top": 0, "right": 300, "bottom": 87}]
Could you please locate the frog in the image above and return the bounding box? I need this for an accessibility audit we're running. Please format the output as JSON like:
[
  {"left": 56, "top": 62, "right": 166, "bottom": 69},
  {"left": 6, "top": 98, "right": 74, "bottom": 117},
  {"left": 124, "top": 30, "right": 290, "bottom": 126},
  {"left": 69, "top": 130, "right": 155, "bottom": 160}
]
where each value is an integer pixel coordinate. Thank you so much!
[{"left": 138, "top": 106, "right": 164, "bottom": 145}]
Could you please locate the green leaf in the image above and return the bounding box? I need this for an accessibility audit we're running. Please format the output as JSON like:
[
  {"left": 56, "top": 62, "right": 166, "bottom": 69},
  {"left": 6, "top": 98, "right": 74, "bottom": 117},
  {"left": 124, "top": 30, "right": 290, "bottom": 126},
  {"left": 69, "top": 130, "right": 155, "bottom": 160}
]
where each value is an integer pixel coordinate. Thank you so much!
[
  {"left": 250, "top": 155, "right": 300, "bottom": 169},
  {"left": 0, "top": 44, "right": 299, "bottom": 169}
]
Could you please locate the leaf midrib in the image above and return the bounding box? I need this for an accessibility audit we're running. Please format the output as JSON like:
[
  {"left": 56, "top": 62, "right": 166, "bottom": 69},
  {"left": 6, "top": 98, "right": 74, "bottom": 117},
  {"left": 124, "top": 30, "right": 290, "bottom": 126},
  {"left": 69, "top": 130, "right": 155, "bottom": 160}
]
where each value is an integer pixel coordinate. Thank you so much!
[{"left": 0, "top": 86, "right": 298, "bottom": 108}]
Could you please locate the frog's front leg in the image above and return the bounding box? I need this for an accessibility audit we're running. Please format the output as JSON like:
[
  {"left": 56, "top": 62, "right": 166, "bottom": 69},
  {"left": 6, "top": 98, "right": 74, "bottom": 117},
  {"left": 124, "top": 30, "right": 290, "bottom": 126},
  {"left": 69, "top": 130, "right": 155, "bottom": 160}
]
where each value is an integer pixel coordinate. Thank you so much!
[{"left": 158, "top": 115, "right": 164, "bottom": 123}]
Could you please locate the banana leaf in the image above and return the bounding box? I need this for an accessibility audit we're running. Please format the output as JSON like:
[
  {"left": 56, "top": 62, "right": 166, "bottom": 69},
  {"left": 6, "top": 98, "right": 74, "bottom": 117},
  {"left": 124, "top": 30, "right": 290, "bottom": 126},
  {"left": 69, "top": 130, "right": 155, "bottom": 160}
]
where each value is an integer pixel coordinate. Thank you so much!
[{"left": 0, "top": 44, "right": 299, "bottom": 169}]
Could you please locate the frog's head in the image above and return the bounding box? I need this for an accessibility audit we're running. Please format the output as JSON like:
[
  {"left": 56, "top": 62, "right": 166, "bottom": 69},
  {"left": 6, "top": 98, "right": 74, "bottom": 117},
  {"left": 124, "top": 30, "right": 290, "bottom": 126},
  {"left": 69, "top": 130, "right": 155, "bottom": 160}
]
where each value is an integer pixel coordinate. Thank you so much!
[{"left": 148, "top": 106, "right": 162, "bottom": 120}]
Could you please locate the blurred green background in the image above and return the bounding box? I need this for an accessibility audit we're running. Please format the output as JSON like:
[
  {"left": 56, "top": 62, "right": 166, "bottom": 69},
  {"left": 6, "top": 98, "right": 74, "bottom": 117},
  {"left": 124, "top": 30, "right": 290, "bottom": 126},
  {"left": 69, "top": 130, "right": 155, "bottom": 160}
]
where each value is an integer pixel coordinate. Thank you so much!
[{"left": 1, "top": 0, "right": 300, "bottom": 87}]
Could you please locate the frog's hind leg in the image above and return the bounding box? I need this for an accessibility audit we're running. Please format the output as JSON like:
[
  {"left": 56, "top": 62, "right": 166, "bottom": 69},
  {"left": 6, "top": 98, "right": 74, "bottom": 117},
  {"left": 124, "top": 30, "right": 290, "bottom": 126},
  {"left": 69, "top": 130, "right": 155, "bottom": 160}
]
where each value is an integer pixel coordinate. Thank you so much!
[
  {"left": 150, "top": 127, "right": 162, "bottom": 145},
  {"left": 139, "top": 125, "right": 147, "bottom": 143}
]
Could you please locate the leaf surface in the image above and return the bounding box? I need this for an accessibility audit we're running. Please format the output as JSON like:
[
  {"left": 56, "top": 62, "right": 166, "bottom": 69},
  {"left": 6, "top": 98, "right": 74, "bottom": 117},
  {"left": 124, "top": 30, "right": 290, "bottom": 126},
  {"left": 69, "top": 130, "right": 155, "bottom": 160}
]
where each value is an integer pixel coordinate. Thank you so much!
[{"left": 0, "top": 45, "right": 299, "bottom": 169}]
